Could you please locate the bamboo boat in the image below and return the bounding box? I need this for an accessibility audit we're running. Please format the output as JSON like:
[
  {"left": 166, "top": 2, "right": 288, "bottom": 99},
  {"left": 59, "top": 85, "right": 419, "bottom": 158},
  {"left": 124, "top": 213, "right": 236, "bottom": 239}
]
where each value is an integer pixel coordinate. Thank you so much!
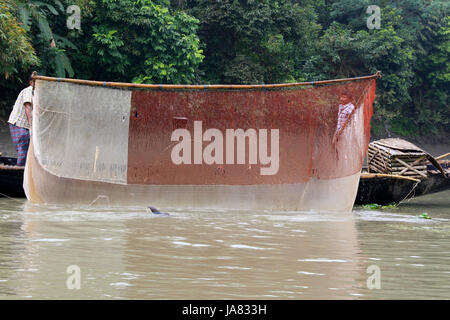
[
  {"left": 21, "top": 73, "right": 380, "bottom": 211},
  {"left": 355, "top": 170, "right": 450, "bottom": 205},
  {"left": 355, "top": 140, "right": 449, "bottom": 205}
]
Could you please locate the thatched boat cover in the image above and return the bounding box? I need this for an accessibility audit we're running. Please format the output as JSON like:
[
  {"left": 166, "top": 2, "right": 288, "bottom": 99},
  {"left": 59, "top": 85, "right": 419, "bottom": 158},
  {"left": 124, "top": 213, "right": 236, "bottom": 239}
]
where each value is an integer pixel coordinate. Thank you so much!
[
  {"left": 372, "top": 138, "right": 424, "bottom": 153},
  {"left": 368, "top": 138, "right": 446, "bottom": 178}
]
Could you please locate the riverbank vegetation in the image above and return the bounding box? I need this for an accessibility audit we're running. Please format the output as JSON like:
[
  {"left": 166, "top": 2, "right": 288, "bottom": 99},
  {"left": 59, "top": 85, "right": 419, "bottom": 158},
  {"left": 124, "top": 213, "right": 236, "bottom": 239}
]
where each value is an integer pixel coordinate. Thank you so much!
[{"left": 0, "top": 0, "right": 448, "bottom": 136}]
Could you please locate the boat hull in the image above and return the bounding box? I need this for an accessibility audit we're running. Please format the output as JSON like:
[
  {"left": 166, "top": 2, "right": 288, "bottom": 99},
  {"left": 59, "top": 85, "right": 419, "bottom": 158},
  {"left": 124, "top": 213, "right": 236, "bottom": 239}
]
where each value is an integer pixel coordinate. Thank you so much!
[
  {"left": 355, "top": 173, "right": 450, "bottom": 205},
  {"left": 0, "top": 157, "right": 25, "bottom": 198}
]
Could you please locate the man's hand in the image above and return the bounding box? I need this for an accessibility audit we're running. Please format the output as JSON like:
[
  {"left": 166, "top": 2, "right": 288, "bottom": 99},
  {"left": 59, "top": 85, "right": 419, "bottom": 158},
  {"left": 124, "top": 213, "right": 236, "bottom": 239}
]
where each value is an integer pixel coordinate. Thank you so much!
[{"left": 332, "top": 131, "right": 340, "bottom": 145}]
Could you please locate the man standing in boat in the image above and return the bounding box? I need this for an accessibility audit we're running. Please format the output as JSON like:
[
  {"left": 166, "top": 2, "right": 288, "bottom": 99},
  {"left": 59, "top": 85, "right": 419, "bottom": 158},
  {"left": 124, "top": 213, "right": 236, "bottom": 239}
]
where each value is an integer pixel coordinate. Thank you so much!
[
  {"left": 333, "top": 90, "right": 355, "bottom": 144},
  {"left": 7, "top": 74, "right": 34, "bottom": 166}
]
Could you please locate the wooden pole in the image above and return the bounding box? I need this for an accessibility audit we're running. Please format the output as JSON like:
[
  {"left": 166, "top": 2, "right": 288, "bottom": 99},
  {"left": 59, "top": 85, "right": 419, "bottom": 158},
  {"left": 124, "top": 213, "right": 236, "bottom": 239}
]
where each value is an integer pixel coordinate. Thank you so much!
[
  {"left": 436, "top": 152, "right": 450, "bottom": 161},
  {"left": 32, "top": 72, "right": 382, "bottom": 90},
  {"left": 360, "top": 173, "right": 420, "bottom": 182}
]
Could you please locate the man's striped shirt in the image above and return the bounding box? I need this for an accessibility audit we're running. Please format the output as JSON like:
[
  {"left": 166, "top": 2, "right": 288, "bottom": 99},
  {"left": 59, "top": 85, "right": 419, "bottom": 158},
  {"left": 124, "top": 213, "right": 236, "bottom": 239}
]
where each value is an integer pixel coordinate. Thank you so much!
[
  {"left": 8, "top": 85, "right": 33, "bottom": 129},
  {"left": 336, "top": 102, "right": 355, "bottom": 133}
]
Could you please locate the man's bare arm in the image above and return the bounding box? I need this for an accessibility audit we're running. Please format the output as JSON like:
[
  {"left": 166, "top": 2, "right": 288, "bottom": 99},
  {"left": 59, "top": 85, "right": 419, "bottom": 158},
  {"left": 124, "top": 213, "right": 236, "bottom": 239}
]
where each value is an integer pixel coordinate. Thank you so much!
[{"left": 24, "top": 102, "right": 32, "bottom": 127}]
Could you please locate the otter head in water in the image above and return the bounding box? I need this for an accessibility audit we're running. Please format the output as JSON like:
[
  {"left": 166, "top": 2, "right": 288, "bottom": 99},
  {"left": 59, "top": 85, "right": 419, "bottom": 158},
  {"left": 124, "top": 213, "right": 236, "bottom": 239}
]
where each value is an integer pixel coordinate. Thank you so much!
[{"left": 147, "top": 206, "right": 170, "bottom": 217}]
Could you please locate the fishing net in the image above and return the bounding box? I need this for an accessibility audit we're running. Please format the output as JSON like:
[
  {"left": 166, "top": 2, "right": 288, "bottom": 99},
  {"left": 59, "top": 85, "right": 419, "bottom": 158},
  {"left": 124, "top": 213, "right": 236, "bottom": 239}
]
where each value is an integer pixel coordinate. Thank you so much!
[{"left": 24, "top": 77, "right": 376, "bottom": 211}]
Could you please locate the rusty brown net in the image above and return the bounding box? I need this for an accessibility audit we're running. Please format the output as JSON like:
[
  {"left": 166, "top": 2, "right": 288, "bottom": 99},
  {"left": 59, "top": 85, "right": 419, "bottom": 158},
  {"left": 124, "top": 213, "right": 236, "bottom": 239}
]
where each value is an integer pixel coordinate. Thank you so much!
[{"left": 24, "top": 74, "right": 377, "bottom": 211}]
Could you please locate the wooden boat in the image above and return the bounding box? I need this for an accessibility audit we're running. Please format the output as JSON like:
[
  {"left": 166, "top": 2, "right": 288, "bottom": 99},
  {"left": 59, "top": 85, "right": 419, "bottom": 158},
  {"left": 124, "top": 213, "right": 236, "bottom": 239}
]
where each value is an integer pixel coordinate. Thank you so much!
[
  {"left": 0, "top": 156, "right": 25, "bottom": 198},
  {"left": 355, "top": 139, "right": 449, "bottom": 205},
  {"left": 355, "top": 170, "right": 449, "bottom": 205},
  {"left": 21, "top": 73, "right": 380, "bottom": 211}
]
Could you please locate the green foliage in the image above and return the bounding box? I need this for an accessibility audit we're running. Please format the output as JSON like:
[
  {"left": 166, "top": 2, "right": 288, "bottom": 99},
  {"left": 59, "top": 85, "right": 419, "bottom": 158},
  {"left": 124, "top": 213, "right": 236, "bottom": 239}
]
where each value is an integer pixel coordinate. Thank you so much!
[
  {"left": 79, "top": 0, "right": 203, "bottom": 84},
  {"left": 185, "top": 0, "right": 320, "bottom": 84},
  {"left": 418, "top": 212, "right": 431, "bottom": 219},
  {"left": 411, "top": 8, "right": 450, "bottom": 134},
  {"left": 362, "top": 203, "right": 383, "bottom": 210},
  {"left": 15, "top": 0, "right": 76, "bottom": 78},
  {"left": 302, "top": 0, "right": 449, "bottom": 136},
  {"left": 1, "top": 0, "right": 449, "bottom": 136},
  {"left": 362, "top": 203, "right": 398, "bottom": 210},
  {"left": 0, "top": 0, "right": 39, "bottom": 78},
  {"left": 1, "top": 0, "right": 203, "bottom": 83},
  {"left": 88, "top": 26, "right": 128, "bottom": 75}
]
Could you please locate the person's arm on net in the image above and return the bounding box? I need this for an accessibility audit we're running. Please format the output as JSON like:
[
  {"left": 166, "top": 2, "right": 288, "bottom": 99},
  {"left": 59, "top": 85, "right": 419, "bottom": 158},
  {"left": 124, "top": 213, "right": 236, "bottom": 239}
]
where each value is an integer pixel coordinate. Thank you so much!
[
  {"left": 24, "top": 102, "right": 32, "bottom": 128},
  {"left": 333, "top": 103, "right": 356, "bottom": 144}
]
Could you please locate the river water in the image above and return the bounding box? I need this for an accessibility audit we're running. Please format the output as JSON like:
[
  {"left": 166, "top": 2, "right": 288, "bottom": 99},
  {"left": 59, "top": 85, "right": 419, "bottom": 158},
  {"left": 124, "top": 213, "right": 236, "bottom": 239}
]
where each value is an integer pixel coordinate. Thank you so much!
[{"left": 0, "top": 190, "right": 449, "bottom": 300}]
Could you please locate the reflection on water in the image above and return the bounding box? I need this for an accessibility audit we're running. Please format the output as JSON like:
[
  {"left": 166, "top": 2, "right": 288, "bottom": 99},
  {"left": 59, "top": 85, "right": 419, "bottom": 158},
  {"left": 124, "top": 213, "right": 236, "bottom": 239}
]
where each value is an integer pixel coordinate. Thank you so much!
[{"left": 0, "top": 191, "right": 449, "bottom": 299}]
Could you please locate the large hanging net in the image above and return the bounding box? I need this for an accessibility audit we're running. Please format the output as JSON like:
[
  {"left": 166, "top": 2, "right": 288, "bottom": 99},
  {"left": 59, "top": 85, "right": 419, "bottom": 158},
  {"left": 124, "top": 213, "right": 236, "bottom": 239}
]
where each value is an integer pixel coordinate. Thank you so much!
[{"left": 24, "top": 75, "right": 377, "bottom": 211}]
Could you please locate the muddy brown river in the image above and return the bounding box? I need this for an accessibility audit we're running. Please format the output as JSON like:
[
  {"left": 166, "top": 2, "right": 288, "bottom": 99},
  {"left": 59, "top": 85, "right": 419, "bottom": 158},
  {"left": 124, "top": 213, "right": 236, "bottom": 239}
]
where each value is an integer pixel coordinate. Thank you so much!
[{"left": 0, "top": 189, "right": 448, "bottom": 299}]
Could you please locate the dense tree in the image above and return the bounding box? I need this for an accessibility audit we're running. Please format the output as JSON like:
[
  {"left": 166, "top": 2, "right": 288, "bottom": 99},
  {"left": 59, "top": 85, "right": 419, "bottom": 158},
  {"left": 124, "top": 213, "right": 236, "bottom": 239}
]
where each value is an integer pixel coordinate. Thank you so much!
[
  {"left": 301, "top": 0, "right": 449, "bottom": 135},
  {"left": 73, "top": 0, "right": 204, "bottom": 84},
  {"left": 1, "top": 0, "right": 449, "bottom": 136},
  {"left": 0, "top": 0, "right": 38, "bottom": 78},
  {"left": 409, "top": 3, "right": 450, "bottom": 134},
  {"left": 3, "top": 0, "right": 204, "bottom": 83},
  {"left": 302, "top": 7, "right": 415, "bottom": 132},
  {"left": 182, "top": 0, "right": 320, "bottom": 84},
  {"left": 0, "top": 0, "right": 39, "bottom": 118},
  {"left": 0, "top": 0, "right": 204, "bottom": 117},
  {"left": 15, "top": 0, "right": 78, "bottom": 78}
]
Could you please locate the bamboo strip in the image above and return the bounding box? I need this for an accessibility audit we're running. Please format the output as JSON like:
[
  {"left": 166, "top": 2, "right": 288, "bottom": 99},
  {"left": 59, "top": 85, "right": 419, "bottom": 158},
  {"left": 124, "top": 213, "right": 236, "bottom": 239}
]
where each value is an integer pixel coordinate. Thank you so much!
[
  {"left": 368, "top": 168, "right": 425, "bottom": 177},
  {"left": 371, "top": 143, "right": 423, "bottom": 155},
  {"left": 392, "top": 162, "right": 426, "bottom": 168},
  {"left": 392, "top": 166, "right": 427, "bottom": 172},
  {"left": 368, "top": 149, "right": 425, "bottom": 161},
  {"left": 395, "top": 158, "right": 428, "bottom": 178},
  {"left": 368, "top": 149, "right": 391, "bottom": 161},
  {"left": 360, "top": 173, "right": 420, "bottom": 182},
  {"left": 367, "top": 166, "right": 382, "bottom": 174},
  {"left": 395, "top": 172, "right": 427, "bottom": 177},
  {"left": 366, "top": 166, "right": 426, "bottom": 176},
  {"left": 391, "top": 160, "right": 426, "bottom": 168},
  {"left": 368, "top": 156, "right": 391, "bottom": 169},
  {"left": 436, "top": 152, "right": 450, "bottom": 160},
  {"left": 367, "top": 152, "right": 388, "bottom": 162},
  {"left": 368, "top": 148, "right": 396, "bottom": 159},
  {"left": 32, "top": 72, "right": 381, "bottom": 90},
  {"left": 369, "top": 160, "right": 427, "bottom": 172},
  {"left": 368, "top": 151, "right": 427, "bottom": 164},
  {"left": 367, "top": 149, "right": 379, "bottom": 164},
  {"left": 368, "top": 158, "right": 392, "bottom": 171},
  {"left": 367, "top": 162, "right": 427, "bottom": 174},
  {"left": 367, "top": 152, "right": 407, "bottom": 164},
  {"left": 368, "top": 163, "right": 391, "bottom": 173},
  {"left": 367, "top": 152, "right": 389, "bottom": 162},
  {"left": 369, "top": 145, "right": 424, "bottom": 157},
  {"left": 0, "top": 164, "right": 24, "bottom": 170},
  {"left": 390, "top": 171, "right": 427, "bottom": 176},
  {"left": 398, "top": 156, "right": 426, "bottom": 175}
]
